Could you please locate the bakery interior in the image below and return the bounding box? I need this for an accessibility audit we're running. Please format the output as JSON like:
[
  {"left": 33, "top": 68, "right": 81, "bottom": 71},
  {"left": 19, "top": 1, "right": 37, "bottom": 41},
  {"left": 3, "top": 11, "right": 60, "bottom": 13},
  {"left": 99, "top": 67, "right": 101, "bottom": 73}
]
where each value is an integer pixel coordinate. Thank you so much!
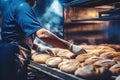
[{"left": 0, "top": 0, "right": 120, "bottom": 80}]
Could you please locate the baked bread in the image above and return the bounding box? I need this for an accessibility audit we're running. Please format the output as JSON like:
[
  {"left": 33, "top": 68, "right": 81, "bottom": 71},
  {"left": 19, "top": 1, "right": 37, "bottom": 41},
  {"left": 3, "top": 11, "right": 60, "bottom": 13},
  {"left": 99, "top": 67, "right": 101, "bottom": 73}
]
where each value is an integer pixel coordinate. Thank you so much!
[
  {"left": 88, "top": 49, "right": 115, "bottom": 56},
  {"left": 52, "top": 48, "right": 74, "bottom": 58},
  {"left": 75, "top": 65, "right": 96, "bottom": 78},
  {"left": 58, "top": 59, "right": 80, "bottom": 73},
  {"left": 109, "top": 63, "right": 120, "bottom": 75},
  {"left": 85, "top": 56, "right": 103, "bottom": 64},
  {"left": 45, "top": 57, "right": 63, "bottom": 68},
  {"left": 52, "top": 48, "right": 62, "bottom": 55},
  {"left": 96, "top": 45, "right": 115, "bottom": 51},
  {"left": 79, "top": 45, "right": 97, "bottom": 50},
  {"left": 93, "top": 59, "right": 116, "bottom": 68},
  {"left": 75, "top": 54, "right": 93, "bottom": 62},
  {"left": 99, "top": 52, "right": 118, "bottom": 59},
  {"left": 33, "top": 54, "right": 51, "bottom": 64},
  {"left": 87, "top": 50, "right": 101, "bottom": 56},
  {"left": 75, "top": 65, "right": 111, "bottom": 80},
  {"left": 31, "top": 52, "right": 39, "bottom": 60},
  {"left": 113, "top": 56, "right": 120, "bottom": 64},
  {"left": 100, "top": 44, "right": 120, "bottom": 51},
  {"left": 87, "top": 46, "right": 115, "bottom": 56},
  {"left": 57, "top": 50, "right": 74, "bottom": 58}
]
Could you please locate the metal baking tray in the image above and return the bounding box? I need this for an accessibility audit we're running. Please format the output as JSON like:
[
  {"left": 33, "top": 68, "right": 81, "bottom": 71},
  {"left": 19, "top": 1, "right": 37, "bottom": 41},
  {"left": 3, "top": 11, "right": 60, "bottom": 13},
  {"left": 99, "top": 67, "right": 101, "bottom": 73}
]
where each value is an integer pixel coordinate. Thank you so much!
[{"left": 29, "top": 61, "right": 86, "bottom": 80}]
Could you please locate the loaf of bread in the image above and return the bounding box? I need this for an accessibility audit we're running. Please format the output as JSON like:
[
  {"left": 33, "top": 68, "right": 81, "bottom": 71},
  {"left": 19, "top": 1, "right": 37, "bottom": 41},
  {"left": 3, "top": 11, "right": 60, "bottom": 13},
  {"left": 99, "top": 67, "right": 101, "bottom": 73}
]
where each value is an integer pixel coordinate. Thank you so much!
[
  {"left": 86, "top": 46, "right": 115, "bottom": 56},
  {"left": 96, "top": 46, "right": 115, "bottom": 51},
  {"left": 99, "top": 52, "right": 118, "bottom": 59},
  {"left": 100, "top": 44, "right": 120, "bottom": 51},
  {"left": 33, "top": 54, "right": 51, "bottom": 64},
  {"left": 75, "top": 65, "right": 96, "bottom": 78},
  {"left": 88, "top": 48, "right": 115, "bottom": 56},
  {"left": 57, "top": 50, "right": 74, "bottom": 58},
  {"left": 58, "top": 59, "right": 80, "bottom": 73},
  {"left": 87, "top": 50, "right": 101, "bottom": 56},
  {"left": 52, "top": 48, "right": 74, "bottom": 58},
  {"left": 93, "top": 59, "right": 116, "bottom": 68},
  {"left": 52, "top": 48, "right": 62, "bottom": 55},
  {"left": 113, "top": 56, "right": 120, "bottom": 64},
  {"left": 75, "top": 54, "right": 93, "bottom": 62},
  {"left": 109, "top": 63, "right": 120, "bottom": 75},
  {"left": 79, "top": 45, "right": 97, "bottom": 50},
  {"left": 85, "top": 56, "right": 103, "bottom": 64},
  {"left": 45, "top": 57, "right": 63, "bottom": 68},
  {"left": 75, "top": 64, "right": 111, "bottom": 80},
  {"left": 31, "top": 52, "right": 39, "bottom": 60}
]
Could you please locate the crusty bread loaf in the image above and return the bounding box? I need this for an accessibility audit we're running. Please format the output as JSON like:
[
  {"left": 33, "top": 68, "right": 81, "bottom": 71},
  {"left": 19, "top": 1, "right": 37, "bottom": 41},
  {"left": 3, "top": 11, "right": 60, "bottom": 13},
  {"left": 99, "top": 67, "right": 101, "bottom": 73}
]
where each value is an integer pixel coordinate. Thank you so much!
[
  {"left": 75, "top": 65, "right": 96, "bottom": 78},
  {"left": 75, "top": 65, "right": 111, "bottom": 80},
  {"left": 96, "top": 46, "right": 115, "bottom": 51},
  {"left": 62, "top": 57, "right": 69, "bottom": 62},
  {"left": 79, "top": 45, "right": 97, "bottom": 50},
  {"left": 33, "top": 54, "right": 51, "bottom": 64},
  {"left": 58, "top": 59, "right": 80, "bottom": 73},
  {"left": 93, "top": 59, "right": 116, "bottom": 68},
  {"left": 52, "top": 48, "right": 62, "bottom": 55},
  {"left": 56, "top": 50, "right": 74, "bottom": 58},
  {"left": 88, "top": 49, "right": 115, "bottom": 56},
  {"left": 31, "top": 52, "right": 39, "bottom": 60},
  {"left": 75, "top": 54, "right": 93, "bottom": 62},
  {"left": 109, "top": 63, "right": 120, "bottom": 75},
  {"left": 113, "top": 56, "right": 120, "bottom": 64},
  {"left": 52, "top": 48, "right": 74, "bottom": 58},
  {"left": 100, "top": 44, "right": 120, "bottom": 51},
  {"left": 87, "top": 46, "right": 115, "bottom": 56},
  {"left": 87, "top": 50, "right": 101, "bottom": 56},
  {"left": 85, "top": 56, "right": 103, "bottom": 64},
  {"left": 45, "top": 57, "right": 63, "bottom": 68},
  {"left": 99, "top": 52, "right": 118, "bottom": 59}
]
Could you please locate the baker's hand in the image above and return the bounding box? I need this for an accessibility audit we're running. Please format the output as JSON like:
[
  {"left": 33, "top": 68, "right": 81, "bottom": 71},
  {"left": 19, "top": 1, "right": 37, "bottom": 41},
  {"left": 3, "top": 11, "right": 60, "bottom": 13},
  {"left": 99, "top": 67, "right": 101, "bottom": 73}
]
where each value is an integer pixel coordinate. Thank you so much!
[
  {"left": 70, "top": 44, "right": 87, "bottom": 58},
  {"left": 37, "top": 47, "right": 55, "bottom": 56}
]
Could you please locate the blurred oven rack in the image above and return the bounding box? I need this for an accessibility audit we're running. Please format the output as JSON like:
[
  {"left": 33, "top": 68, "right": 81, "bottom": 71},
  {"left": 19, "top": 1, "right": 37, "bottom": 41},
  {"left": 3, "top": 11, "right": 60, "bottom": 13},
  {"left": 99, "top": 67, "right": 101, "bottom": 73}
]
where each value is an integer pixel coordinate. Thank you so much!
[
  {"left": 64, "top": 0, "right": 120, "bottom": 8},
  {"left": 72, "top": 14, "right": 120, "bottom": 22},
  {"left": 64, "top": 0, "right": 120, "bottom": 22}
]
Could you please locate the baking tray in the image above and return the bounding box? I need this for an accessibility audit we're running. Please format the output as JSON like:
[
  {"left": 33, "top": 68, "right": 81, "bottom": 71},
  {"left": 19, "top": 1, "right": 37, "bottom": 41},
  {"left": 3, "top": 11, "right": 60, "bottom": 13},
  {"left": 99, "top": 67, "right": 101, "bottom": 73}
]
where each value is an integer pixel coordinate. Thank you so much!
[{"left": 29, "top": 61, "right": 86, "bottom": 80}]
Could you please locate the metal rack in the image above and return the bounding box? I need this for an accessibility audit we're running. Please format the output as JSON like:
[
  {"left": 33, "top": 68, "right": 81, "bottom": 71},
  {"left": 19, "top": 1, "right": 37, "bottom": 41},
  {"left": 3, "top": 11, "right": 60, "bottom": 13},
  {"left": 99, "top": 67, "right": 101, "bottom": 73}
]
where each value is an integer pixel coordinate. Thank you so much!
[
  {"left": 64, "top": 0, "right": 120, "bottom": 22},
  {"left": 72, "top": 15, "right": 120, "bottom": 22},
  {"left": 64, "top": 0, "right": 120, "bottom": 8},
  {"left": 29, "top": 61, "right": 85, "bottom": 80}
]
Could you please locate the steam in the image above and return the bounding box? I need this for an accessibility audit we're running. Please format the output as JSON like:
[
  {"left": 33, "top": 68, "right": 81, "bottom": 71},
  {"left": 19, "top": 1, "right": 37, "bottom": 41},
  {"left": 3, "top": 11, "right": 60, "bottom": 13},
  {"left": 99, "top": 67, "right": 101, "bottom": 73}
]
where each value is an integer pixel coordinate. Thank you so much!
[
  {"left": 38, "top": 0, "right": 63, "bottom": 30},
  {"left": 34, "top": 0, "right": 63, "bottom": 47}
]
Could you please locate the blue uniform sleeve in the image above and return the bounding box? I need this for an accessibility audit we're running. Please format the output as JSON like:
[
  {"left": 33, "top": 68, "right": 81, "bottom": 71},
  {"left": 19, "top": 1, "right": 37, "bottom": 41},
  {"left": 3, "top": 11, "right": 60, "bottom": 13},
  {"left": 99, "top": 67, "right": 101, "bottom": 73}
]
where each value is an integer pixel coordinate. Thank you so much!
[{"left": 15, "top": 2, "right": 42, "bottom": 37}]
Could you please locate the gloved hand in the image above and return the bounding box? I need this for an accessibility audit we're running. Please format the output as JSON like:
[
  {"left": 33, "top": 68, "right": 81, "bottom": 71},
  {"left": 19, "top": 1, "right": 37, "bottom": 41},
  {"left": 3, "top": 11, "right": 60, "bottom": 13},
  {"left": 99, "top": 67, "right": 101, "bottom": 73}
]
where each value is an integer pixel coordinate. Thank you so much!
[
  {"left": 70, "top": 44, "right": 87, "bottom": 58},
  {"left": 37, "top": 46, "right": 55, "bottom": 56},
  {"left": 32, "top": 43, "right": 54, "bottom": 56}
]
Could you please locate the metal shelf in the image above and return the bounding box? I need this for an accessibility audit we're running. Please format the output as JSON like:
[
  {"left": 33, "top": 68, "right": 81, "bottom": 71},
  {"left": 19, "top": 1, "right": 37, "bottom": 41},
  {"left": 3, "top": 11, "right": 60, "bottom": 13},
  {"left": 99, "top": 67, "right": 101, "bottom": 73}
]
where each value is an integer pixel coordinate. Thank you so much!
[
  {"left": 64, "top": 0, "right": 120, "bottom": 22},
  {"left": 72, "top": 15, "right": 120, "bottom": 22},
  {"left": 64, "top": 0, "right": 120, "bottom": 8},
  {"left": 99, "top": 8, "right": 120, "bottom": 17},
  {"left": 29, "top": 61, "right": 86, "bottom": 80},
  {"left": 99, "top": 8, "right": 120, "bottom": 14}
]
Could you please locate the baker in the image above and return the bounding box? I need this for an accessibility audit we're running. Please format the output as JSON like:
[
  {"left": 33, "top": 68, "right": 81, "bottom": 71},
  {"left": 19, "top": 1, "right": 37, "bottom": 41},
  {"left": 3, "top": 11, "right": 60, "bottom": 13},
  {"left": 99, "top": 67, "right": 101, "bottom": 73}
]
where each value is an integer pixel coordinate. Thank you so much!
[{"left": 0, "top": 0, "right": 86, "bottom": 80}]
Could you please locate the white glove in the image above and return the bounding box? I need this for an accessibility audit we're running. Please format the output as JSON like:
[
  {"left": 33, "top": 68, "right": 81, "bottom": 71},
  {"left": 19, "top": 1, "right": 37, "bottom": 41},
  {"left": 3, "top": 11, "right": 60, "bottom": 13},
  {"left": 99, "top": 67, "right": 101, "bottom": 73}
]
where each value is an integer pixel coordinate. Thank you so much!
[
  {"left": 70, "top": 44, "right": 87, "bottom": 58},
  {"left": 37, "top": 46, "right": 54, "bottom": 56}
]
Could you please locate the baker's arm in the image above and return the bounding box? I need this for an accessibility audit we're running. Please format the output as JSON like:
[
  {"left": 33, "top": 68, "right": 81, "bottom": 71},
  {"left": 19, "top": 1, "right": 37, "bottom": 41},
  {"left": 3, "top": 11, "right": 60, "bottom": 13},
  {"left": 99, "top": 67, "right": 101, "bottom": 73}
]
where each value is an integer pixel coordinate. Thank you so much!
[{"left": 35, "top": 28, "right": 86, "bottom": 56}]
